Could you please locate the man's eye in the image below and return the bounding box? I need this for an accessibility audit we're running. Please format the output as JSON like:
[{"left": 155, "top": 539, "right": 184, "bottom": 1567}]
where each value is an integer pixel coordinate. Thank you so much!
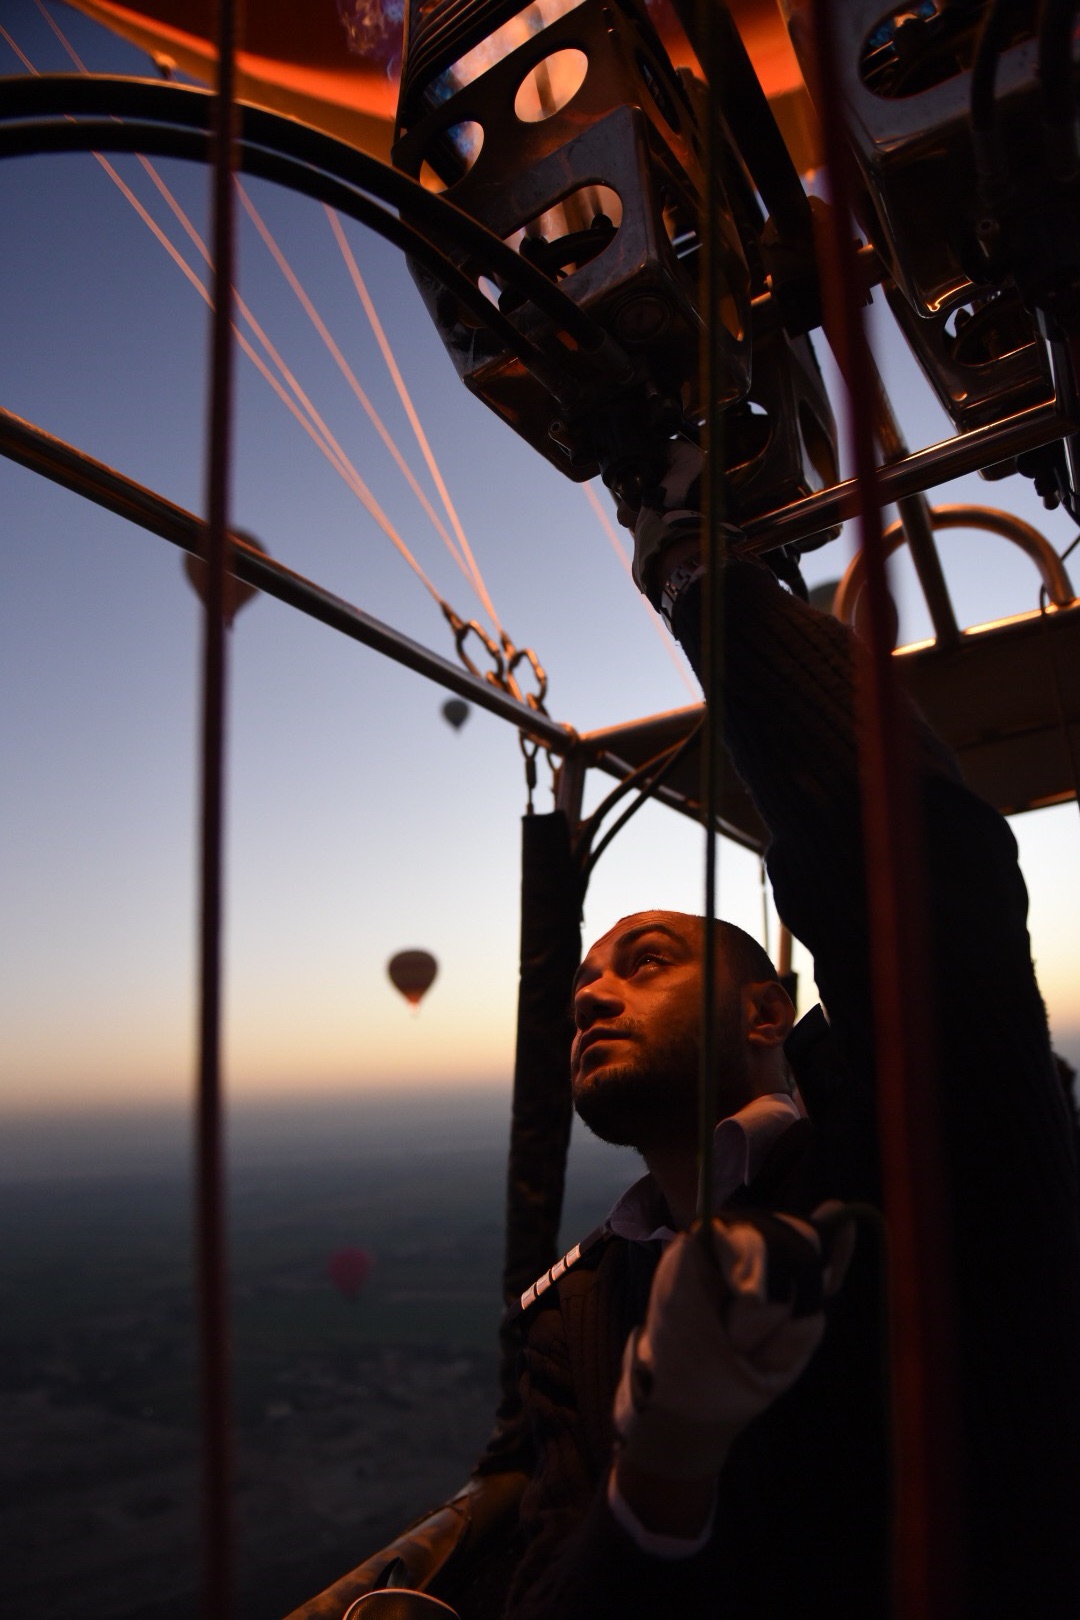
[{"left": 632, "top": 951, "right": 664, "bottom": 971}]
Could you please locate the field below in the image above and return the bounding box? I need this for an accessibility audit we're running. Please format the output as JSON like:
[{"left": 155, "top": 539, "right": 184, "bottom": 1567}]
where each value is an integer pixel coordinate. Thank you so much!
[{"left": 0, "top": 1092, "right": 637, "bottom": 1619}]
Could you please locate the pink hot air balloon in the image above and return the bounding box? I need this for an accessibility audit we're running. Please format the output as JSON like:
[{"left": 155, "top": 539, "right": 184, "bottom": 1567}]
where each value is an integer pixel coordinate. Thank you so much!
[{"left": 328, "top": 1246, "right": 374, "bottom": 1301}]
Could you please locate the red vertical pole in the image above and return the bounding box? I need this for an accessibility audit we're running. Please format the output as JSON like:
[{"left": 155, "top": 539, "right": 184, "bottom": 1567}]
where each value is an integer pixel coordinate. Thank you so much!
[
  {"left": 197, "top": 3, "right": 240, "bottom": 1616},
  {"left": 803, "top": 4, "right": 962, "bottom": 1615},
  {"left": 696, "top": 0, "right": 722, "bottom": 1223}
]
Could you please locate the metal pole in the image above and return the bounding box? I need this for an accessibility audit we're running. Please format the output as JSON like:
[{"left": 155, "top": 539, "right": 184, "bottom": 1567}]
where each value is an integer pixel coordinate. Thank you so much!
[
  {"left": 868, "top": 357, "right": 961, "bottom": 645},
  {"left": 196, "top": 2, "right": 240, "bottom": 1614},
  {"left": 807, "top": 3, "right": 961, "bottom": 1614},
  {"left": 741, "top": 398, "right": 1072, "bottom": 550},
  {"left": 554, "top": 747, "right": 587, "bottom": 829},
  {"left": 0, "top": 409, "right": 574, "bottom": 750},
  {"left": 4, "top": 397, "right": 1071, "bottom": 638}
]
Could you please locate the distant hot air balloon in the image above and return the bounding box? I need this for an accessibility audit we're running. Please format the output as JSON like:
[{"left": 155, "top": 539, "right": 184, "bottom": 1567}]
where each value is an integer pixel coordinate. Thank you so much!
[
  {"left": 387, "top": 949, "right": 438, "bottom": 1008},
  {"left": 442, "top": 698, "right": 470, "bottom": 731},
  {"left": 328, "top": 1245, "right": 374, "bottom": 1300},
  {"left": 183, "top": 528, "right": 268, "bottom": 625}
]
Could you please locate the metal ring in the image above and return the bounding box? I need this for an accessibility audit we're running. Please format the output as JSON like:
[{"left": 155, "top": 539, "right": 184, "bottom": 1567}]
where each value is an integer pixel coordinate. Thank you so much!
[
  {"left": 454, "top": 616, "right": 507, "bottom": 686},
  {"left": 832, "top": 502, "right": 1078, "bottom": 626},
  {"left": 506, "top": 644, "right": 549, "bottom": 713}
]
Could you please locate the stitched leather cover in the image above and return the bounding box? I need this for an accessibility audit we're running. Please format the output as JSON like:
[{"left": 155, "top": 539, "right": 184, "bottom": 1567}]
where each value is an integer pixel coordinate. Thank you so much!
[{"left": 282, "top": 1471, "right": 527, "bottom": 1620}]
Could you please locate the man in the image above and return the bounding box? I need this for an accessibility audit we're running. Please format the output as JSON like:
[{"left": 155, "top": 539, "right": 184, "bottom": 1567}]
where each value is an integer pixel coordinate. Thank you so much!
[
  {"left": 495, "top": 464, "right": 1080, "bottom": 1619},
  {"left": 502, "top": 910, "right": 880, "bottom": 1620},
  {"left": 570, "top": 912, "right": 798, "bottom": 1219},
  {"left": 288, "top": 460, "right": 1080, "bottom": 1620}
]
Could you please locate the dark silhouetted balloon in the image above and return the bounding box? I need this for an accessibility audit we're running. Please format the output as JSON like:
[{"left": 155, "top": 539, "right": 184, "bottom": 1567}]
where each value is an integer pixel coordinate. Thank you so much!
[
  {"left": 442, "top": 697, "right": 470, "bottom": 731},
  {"left": 387, "top": 949, "right": 438, "bottom": 1008},
  {"left": 184, "top": 528, "right": 268, "bottom": 624},
  {"left": 328, "top": 1246, "right": 374, "bottom": 1300}
]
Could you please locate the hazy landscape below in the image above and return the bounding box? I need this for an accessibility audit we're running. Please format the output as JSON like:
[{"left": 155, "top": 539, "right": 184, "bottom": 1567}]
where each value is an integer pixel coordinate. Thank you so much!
[{"left": 0, "top": 1089, "right": 639, "bottom": 1620}]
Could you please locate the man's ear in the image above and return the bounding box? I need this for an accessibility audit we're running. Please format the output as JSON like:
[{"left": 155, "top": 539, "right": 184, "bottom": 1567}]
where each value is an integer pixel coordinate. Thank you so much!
[{"left": 743, "top": 980, "right": 796, "bottom": 1049}]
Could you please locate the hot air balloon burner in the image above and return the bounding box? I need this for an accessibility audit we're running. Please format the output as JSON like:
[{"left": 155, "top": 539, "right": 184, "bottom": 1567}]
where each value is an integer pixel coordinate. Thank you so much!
[
  {"left": 392, "top": 0, "right": 752, "bottom": 488},
  {"left": 881, "top": 281, "right": 1053, "bottom": 434},
  {"left": 782, "top": 0, "right": 1069, "bottom": 441},
  {"left": 719, "top": 325, "right": 838, "bottom": 534}
]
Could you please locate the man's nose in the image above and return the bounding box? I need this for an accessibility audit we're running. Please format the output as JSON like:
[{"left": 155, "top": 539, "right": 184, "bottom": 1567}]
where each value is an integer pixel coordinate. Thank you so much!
[{"left": 574, "top": 973, "right": 623, "bottom": 1028}]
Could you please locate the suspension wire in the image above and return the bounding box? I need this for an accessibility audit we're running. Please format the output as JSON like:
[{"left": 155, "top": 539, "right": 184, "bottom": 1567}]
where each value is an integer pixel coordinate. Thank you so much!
[
  {"left": 231, "top": 186, "right": 553, "bottom": 689},
  {"left": 582, "top": 482, "right": 701, "bottom": 699},
  {"left": 0, "top": 20, "right": 37, "bottom": 72},
  {"left": 0, "top": 75, "right": 594, "bottom": 406},
  {"left": 197, "top": 0, "right": 240, "bottom": 1614},
  {"left": 25, "top": 2, "right": 542, "bottom": 685},
  {"left": 115, "top": 167, "right": 453, "bottom": 605},
  {"left": 33, "top": 0, "right": 611, "bottom": 358},
  {"left": 325, "top": 204, "right": 510, "bottom": 644},
  {"left": 70, "top": 161, "right": 438, "bottom": 575},
  {"left": 6, "top": 27, "right": 555, "bottom": 732},
  {"left": 233, "top": 180, "right": 482, "bottom": 589},
  {"left": 13, "top": 4, "right": 220, "bottom": 292},
  {"left": 15, "top": 12, "right": 555, "bottom": 689},
  {"left": 0, "top": 56, "right": 250, "bottom": 1614},
  {"left": 695, "top": 1, "right": 727, "bottom": 1231},
  {"left": 806, "top": 3, "right": 961, "bottom": 1614},
  {"left": 34, "top": 0, "right": 85, "bottom": 63},
  {"left": 21, "top": 4, "right": 467, "bottom": 618}
]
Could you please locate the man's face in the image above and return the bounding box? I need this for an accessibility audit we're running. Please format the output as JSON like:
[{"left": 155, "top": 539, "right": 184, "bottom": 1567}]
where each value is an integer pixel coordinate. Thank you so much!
[{"left": 570, "top": 910, "right": 747, "bottom": 1151}]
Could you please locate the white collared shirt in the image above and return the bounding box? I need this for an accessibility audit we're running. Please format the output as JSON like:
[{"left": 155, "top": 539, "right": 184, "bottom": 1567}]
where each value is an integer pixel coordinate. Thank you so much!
[{"left": 604, "top": 1091, "right": 803, "bottom": 1244}]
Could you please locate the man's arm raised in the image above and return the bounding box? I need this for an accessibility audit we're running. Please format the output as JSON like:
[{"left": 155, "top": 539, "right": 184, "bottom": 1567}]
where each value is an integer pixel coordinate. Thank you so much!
[{"left": 636, "top": 448, "right": 1080, "bottom": 1613}]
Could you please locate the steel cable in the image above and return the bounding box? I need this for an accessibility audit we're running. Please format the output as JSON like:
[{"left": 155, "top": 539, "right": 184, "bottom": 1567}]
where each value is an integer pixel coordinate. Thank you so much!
[
  {"left": 0, "top": 33, "right": 504, "bottom": 625},
  {"left": 692, "top": 0, "right": 729, "bottom": 1231},
  {"left": 324, "top": 203, "right": 509, "bottom": 644}
]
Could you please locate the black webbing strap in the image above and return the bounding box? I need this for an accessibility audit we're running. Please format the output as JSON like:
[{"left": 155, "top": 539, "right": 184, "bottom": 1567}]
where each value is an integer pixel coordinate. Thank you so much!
[{"left": 502, "top": 810, "right": 585, "bottom": 1306}]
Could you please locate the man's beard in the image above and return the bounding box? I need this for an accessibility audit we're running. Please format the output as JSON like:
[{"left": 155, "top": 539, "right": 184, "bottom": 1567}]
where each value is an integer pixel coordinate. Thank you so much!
[{"left": 572, "top": 997, "right": 748, "bottom": 1152}]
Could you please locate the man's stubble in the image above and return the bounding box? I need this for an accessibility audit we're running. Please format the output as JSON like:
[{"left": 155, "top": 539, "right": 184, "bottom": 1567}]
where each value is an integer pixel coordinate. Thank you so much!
[{"left": 572, "top": 993, "right": 747, "bottom": 1152}]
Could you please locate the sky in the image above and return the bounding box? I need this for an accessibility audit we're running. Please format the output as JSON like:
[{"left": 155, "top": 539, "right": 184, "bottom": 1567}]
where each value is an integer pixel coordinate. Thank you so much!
[{"left": 2, "top": 0, "right": 1079, "bottom": 1121}]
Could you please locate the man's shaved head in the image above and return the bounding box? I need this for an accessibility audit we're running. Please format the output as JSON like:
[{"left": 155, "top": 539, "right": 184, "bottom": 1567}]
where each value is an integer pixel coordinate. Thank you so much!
[
  {"left": 580, "top": 910, "right": 778, "bottom": 987},
  {"left": 569, "top": 910, "right": 786, "bottom": 1152}
]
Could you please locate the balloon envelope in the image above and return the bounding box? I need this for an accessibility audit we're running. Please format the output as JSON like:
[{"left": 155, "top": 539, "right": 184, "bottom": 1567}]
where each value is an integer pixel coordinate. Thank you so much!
[
  {"left": 328, "top": 1246, "right": 374, "bottom": 1300},
  {"left": 387, "top": 949, "right": 438, "bottom": 1007},
  {"left": 442, "top": 698, "right": 470, "bottom": 731},
  {"left": 69, "top": 1, "right": 813, "bottom": 169}
]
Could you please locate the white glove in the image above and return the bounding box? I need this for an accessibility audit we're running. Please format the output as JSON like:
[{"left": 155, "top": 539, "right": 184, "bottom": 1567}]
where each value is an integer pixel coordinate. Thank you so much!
[
  {"left": 619, "top": 439, "right": 746, "bottom": 612},
  {"left": 612, "top": 1206, "right": 855, "bottom": 1480},
  {"left": 621, "top": 438, "right": 706, "bottom": 603}
]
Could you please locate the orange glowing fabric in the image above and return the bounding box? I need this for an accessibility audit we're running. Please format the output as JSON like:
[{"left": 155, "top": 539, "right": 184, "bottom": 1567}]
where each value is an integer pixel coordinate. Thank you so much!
[
  {"left": 66, "top": 0, "right": 400, "bottom": 158},
  {"left": 67, "top": 0, "right": 816, "bottom": 169}
]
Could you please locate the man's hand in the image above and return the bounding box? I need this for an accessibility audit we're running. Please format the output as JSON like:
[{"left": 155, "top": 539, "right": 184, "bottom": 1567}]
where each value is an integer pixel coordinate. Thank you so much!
[
  {"left": 612, "top": 1206, "right": 855, "bottom": 1500},
  {"left": 616, "top": 438, "right": 748, "bottom": 623},
  {"left": 618, "top": 437, "right": 706, "bottom": 606}
]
